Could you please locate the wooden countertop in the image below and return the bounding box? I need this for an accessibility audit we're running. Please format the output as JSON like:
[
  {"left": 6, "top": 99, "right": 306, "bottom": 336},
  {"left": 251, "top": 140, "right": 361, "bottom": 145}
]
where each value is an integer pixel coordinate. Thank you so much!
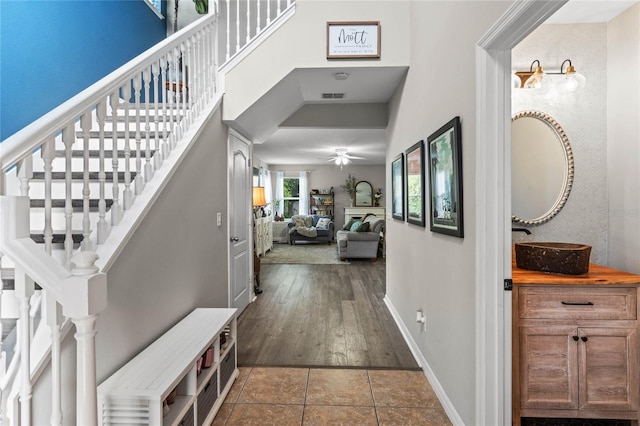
[{"left": 512, "top": 261, "right": 640, "bottom": 286}]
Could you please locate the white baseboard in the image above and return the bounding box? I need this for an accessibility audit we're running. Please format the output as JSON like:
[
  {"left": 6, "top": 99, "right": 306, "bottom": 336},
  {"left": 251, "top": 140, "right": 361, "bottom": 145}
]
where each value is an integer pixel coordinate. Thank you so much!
[{"left": 383, "top": 295, "right": 464, "bottom": 426}]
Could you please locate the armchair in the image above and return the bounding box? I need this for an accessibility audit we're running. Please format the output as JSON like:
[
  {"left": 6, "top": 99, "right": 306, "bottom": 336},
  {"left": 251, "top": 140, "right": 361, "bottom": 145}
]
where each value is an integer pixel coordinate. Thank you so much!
[{"left": 336, "top": 214, "right": 385, "bottom": 261}]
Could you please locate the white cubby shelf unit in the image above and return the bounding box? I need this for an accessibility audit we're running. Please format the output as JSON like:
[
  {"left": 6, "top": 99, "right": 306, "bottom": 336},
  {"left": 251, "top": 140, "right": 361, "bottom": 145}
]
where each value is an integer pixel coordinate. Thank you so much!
[{"left": 97, "top": 308, "right": 238, "bottom": 426}]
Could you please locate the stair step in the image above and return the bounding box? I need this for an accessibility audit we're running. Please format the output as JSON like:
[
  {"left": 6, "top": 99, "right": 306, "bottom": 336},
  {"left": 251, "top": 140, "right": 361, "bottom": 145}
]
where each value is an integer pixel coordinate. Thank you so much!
[
  {"left": 54, "top": 150, "right": 155, "bottom": 159},
  {"left": 33, "top": 171, "right": 138, "bottom": 180},
  {"left": 76, "top": 130, "right": 166, "bottom": 139},
  {"left": 30, "top": 233, "right": 83, "bottom": 244},
  {"left": 30, "top": 198, "right": 113, "bottom": 211}
]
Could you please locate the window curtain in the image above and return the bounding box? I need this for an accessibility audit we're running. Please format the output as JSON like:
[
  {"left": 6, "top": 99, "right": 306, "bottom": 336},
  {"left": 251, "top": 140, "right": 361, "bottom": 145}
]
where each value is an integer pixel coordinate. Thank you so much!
[
  {"left": 275, "top": 171, "right": 284, "bottom": 217},
  {"left": 264, "top": 170, "right": 273, "bottom": 214},
  {"left": 299, "top": 171, "right": 309, "bottom": 216}
]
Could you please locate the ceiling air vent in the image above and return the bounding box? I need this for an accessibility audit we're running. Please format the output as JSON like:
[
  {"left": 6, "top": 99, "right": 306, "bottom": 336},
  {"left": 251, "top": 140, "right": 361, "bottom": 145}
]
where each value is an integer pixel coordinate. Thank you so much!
[{"left": 322, "top": 93, "right": 345, "bottom": 99}]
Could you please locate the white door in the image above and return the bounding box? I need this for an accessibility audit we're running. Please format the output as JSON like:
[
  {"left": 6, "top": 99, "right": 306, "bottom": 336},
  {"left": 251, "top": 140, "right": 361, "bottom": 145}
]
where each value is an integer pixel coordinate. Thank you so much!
[{"left": 228, "top": 131, "right": 251, "bottom": 313}]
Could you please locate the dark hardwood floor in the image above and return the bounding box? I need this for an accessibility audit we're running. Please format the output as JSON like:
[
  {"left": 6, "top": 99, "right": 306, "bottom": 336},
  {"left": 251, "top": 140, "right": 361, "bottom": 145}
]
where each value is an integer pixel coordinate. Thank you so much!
[{"left": 237, "top": 260, "right": 420, "bottom": 370}]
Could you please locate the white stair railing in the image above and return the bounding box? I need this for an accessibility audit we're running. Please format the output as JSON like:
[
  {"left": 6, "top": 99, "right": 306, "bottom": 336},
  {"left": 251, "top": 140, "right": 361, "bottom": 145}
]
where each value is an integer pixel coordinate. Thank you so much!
[{"left": 0, "top": 1, "right": 296, "bottom": 423}]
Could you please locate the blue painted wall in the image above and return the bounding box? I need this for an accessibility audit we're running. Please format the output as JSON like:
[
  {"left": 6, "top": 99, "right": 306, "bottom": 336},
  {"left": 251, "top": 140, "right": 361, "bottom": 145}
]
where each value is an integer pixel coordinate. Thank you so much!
[{"left": 0, "top": 0, "right": 167, "bottom": 141}]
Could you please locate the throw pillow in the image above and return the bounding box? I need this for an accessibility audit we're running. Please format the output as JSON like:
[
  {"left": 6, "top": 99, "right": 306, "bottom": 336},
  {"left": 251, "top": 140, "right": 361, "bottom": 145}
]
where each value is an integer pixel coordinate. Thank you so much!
[
  {"left": 343, "top": 219, "right": 356, "bottom": 230},
  {"left": 356, "top": 222, "right": 370, "bottom": 232},
  {"left": 349, "top": 220, "right": 362, "bottom": 232},
  {"left": 316, "top": 218, "right": 331, "bottom": 229}
]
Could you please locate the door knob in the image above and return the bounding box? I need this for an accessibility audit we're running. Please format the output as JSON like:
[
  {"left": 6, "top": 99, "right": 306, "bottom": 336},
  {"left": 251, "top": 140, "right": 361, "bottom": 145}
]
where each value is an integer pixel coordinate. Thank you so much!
[{"left": 230, "top": 236, "right": 239, "bottom": 242}]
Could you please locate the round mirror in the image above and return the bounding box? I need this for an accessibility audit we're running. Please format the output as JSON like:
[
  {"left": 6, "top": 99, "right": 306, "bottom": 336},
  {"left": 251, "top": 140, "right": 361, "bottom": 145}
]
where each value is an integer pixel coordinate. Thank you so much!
[
  {"left": 511, "top": 111, "right": 574, "bottom": 225},
  {"left": 355, "top": 181, "right": 373, "bottom": 207}
]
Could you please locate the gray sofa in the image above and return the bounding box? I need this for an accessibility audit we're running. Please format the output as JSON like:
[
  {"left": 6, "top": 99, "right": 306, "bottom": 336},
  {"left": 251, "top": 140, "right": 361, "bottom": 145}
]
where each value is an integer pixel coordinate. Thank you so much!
[
  {"left": 336, "top": 214, "right": 385, "bottom": 261},
  {"left": 288, "top": 215, "right": 335, "bottom": 245}
]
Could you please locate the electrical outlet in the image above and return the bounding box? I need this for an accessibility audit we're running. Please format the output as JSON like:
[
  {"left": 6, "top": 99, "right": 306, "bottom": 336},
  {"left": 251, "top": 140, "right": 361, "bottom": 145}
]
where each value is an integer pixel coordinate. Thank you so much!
[{"left": 217, "top": 212, "right": 222, "bottom": 227}]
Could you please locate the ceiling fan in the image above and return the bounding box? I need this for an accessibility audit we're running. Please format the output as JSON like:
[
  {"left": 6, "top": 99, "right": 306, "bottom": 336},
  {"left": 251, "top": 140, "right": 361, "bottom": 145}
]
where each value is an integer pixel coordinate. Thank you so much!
[{"left": 325, "top": 148, "right": 365, "bottom": 169}]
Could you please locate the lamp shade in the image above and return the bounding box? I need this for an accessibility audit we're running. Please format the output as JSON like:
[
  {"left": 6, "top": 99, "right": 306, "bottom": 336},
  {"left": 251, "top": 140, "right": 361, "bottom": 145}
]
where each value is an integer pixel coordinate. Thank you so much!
[{"left": 252, "top": 186, "right": 267, "bottom": 207}]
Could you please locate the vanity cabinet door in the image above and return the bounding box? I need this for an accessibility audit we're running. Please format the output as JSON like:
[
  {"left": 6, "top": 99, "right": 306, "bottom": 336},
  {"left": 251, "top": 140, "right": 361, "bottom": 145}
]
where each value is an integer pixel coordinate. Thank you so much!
[
  {"left": 578, "top": 327, "right": 639, "bottom": 412},
  {"left": 519, "top": 325, "right": 579, "bottom": 410}
]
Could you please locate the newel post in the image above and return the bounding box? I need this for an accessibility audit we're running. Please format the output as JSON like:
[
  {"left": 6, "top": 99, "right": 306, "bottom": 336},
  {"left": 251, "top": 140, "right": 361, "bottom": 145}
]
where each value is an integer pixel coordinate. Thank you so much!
[{"left": 65, "top": 252, "right": 107, "bottom": 426}]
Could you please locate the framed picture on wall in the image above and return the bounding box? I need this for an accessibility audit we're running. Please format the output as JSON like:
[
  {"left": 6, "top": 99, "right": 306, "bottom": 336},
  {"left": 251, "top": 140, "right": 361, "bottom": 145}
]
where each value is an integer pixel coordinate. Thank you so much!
[
  {"left": 428, "top": 116, "right": 464, "bottom": 238},
  {"left": 405, "top": 140, "right": 425, "bottom": 227},
  {"left": 391, "top": 153, "right": 405, "bottom": 220}
]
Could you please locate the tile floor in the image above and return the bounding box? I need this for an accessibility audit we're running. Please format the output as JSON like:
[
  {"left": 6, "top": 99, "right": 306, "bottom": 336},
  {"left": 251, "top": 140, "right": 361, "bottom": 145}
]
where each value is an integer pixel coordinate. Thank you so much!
[{"left": 212, "top": 367, "right": 452, "bottom": 425}]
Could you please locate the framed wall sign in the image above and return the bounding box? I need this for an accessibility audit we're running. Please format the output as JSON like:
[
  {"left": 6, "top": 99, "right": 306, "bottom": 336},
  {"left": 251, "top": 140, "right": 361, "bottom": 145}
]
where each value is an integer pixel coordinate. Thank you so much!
[
  {"left": 428, "top": 116, "right": 464, "bottom": 238},
  {"left": 327, "top": 21, "right": 381, "bottom": 59},
  {"left": 391, "top": 153, "right": 405, "bottom": 221},
  {"left": 405, "top": 140, "right": 425, "bottom": 227}
]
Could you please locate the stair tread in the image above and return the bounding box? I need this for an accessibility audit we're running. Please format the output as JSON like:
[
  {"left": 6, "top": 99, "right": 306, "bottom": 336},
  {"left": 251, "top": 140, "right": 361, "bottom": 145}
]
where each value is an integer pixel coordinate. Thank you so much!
[
  {"left": 75, "top": 130, "right": 167, "bottom": 138},
  {"left": 33, "top": 171, "right": 138, "bottom": 180},
  {"left": 30, "top": 199, "right": 114, "bottom": 209},
  {"left": 54, "top": 150, "right": 156, "bottom": 158}
]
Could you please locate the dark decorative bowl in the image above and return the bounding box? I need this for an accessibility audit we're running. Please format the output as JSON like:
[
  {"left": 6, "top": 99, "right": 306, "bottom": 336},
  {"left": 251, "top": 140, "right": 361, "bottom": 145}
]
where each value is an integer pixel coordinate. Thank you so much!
[{"left": 515, "top": 242, "right": 592, "bottom": 275}]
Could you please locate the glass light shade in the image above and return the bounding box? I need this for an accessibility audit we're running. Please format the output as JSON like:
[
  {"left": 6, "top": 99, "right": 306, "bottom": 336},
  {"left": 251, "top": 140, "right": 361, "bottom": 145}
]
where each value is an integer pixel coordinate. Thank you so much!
[
  {"left": 252, "top": 186, "right": 267, "bottom": 207},
  {"left": 554, "top": 66, "right": 586, "bottom": 95},
  {"left": 524, "top": 66, "right": 553, "bottom": 95},
  {"left": 335, "top": 157, "right": 341, "bottom": 165}
]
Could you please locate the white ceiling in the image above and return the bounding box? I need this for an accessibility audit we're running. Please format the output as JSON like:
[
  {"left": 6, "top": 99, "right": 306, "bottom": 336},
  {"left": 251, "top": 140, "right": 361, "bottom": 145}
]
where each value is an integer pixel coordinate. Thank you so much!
[{"left": 247, "top": 0, "right": 637, "bottom": 167}]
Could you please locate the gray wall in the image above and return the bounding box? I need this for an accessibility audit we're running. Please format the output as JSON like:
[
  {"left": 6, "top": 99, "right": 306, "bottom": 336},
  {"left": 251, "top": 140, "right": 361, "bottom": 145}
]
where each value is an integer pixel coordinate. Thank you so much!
[
  {"left": 385, "top": 2, "right": 511, "bottom": 424},
  {"left": 607, "top": 4, "right": 640, "bottom": 274},
  {"left": 94, "top": 107, "right": 229, "bottom": 383},
  {"left": 512, "top": 23, "right": 609, "bottom": 264}
]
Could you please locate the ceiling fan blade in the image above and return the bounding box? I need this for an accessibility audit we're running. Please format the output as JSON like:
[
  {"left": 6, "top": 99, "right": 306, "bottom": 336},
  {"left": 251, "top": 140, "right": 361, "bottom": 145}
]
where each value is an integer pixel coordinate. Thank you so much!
[{"left": 346, "top": 155, "right": 366, "bottom": 160}]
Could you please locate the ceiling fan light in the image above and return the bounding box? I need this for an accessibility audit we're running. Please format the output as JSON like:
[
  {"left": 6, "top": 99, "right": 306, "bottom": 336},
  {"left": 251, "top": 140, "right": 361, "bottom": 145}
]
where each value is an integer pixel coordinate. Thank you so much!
[
  {"left": 341, "top": 157, "right": 349, "bottom": 165},
  {"left": 335, "top": 157, "right": 341, "bottom": 165}
]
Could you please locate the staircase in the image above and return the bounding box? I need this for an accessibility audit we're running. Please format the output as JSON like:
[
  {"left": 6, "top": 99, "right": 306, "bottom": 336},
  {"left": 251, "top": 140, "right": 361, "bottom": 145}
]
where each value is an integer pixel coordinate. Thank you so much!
[{"left": 0, "top": 1, "right": 296, "bottom": 423}]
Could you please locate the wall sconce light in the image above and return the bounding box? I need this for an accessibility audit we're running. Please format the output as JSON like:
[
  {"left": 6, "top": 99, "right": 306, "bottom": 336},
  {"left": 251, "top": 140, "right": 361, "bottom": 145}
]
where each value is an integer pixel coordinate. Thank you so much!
[{"left": 513, "top": 59, "right": 586, "bottom": 95}]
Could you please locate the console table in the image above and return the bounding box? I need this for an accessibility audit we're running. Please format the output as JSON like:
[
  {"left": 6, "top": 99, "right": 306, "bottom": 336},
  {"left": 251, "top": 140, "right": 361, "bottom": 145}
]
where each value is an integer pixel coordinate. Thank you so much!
[{"left": 98, "top": 308, "right": 237, "bottom": 426}]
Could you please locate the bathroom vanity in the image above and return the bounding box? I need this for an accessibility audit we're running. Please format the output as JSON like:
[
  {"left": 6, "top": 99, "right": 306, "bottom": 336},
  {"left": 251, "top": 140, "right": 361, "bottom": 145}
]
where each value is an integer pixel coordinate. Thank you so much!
[{"left": 512, "top": 262, "right": 640, "bottom": 426}]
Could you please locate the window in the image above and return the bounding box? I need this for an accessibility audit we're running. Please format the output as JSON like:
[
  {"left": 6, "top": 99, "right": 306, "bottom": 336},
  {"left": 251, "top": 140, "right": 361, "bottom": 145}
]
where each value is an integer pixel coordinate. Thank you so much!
[{"left": 282, "top": 177, "right": 300, "bottom": 218}]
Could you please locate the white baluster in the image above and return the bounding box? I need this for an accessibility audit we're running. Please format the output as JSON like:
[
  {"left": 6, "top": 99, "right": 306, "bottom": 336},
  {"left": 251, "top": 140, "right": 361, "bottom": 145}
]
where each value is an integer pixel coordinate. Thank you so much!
[
  {"left": 73, "top": 315, "right": 99, "bottom": 425},
  {"left": 173, "top": 47, "right": 183, "bottom": 143},
  {"left": 160, "top": 56, "right": 170, "bottom": 160},
  {"left": 45, "top": 293, "right": 63, "bottom": 426},
  {"left": 267, "top": 0, "right": 272, "bottom": 25},
  {"left": 133, "top": 75, "right": 145, "bottom": 195},
  {"left": 96, "top": 100, "right": 110, "bottom": 244},
  {"left": 62, "top": 125, "right": 75, "bottom": 267},
  {"left": 256, "top": 0, "right": 261, "bottom": 34},
  {"left": 109, "top": 92, "right": 122, "bottom": 225},
  {"left": 121, "top": 83, "right": 134, "bottom": 210},
  {"left": 67, "top": 251, "right": 106, "bottom": 426},
  {"left": 212, "top": 20, "right": 220, "bottom": 96},
  {"left": 185, "top": 38, "right": 195, "bottom": 123},
  {"left": 16, "top": 156, "right": 32, "bottom": 197},
  {"left": 41, "top": 138, "right": 55, "bottom": 254},
  {"left": 143, "top": 69, "right": 154, "bottom": 183},
  {"left": 79, "top": 113, "right": 94, "bottom": 252},
  {"left": 226, "top": 0, "right": 231, "bottom": 60},
  {"left": 180, "top": 44, "right": 188, "bottom": 129},
  {"left": 151, "top": 63, "right": 163, "bottom": 171},
  {"left": 277, "top": 0, "right": 282, "bottom": 15},
  {"left": 246, "top": 0, "right": 251, "bottom": 44},
  {"left": 165, "top": 54, "right": 177, "bottom": 152},
  {"left": 235, "top": 0, "right": 240, "bottom": 53},
  {"left": 15, "top": 266, "right": 34, "bottom": 425}
]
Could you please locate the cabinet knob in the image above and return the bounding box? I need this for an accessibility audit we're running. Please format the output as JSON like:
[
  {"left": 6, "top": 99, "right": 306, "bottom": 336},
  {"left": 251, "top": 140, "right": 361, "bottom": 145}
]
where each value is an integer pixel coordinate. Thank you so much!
[
  {"left": 581, "top": 336, "right": 588, "bottom": 342},
  {"left": 230, "top": 236, "right": 239, "bottom": 242},
  {"left": 572, "top": 335, "right": 579, "bottom": 341}
]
